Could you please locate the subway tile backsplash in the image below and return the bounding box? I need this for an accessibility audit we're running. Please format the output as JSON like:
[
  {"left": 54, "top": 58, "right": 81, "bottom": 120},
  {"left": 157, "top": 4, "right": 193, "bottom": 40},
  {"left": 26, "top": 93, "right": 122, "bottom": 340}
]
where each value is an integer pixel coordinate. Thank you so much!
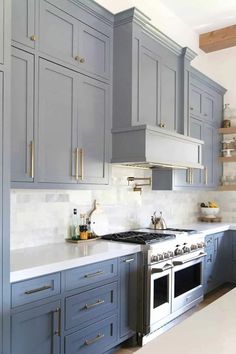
[{"left": 10, "top": 166, "right": 236, "bottom": 250}]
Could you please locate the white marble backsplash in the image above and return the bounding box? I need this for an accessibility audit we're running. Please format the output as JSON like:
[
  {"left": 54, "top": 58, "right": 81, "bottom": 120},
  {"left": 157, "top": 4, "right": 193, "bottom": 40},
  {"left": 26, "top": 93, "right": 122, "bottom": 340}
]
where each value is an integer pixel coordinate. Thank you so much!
[{"left": 10, "top": 166, "right": 236, "bottom": 250}]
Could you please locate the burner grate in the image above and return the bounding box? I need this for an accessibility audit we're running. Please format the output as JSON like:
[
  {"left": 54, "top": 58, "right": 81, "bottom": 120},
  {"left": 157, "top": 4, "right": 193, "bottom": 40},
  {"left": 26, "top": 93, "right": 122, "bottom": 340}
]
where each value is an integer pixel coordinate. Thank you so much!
[{"left": 101, "top": 231, "right": 176, "bottom": 244}]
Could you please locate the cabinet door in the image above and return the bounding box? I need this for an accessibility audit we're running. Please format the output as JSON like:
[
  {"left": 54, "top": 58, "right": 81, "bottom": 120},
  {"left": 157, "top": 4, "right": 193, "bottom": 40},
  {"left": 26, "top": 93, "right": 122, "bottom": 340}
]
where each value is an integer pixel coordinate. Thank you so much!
[
  {"left": 78, "top": 22, "right": 110, "bottom": 79},
  {"left": 11, "top": 301, "right": 61, "bottom": 354},
  {"left": 119, "top": 254, "right": 138, "bottom": 339},
  {"left": 39, "top": 0, "right": 78, "bottom": 66},
  {"left": 189, "top": 81, "right": 203, "bottom": 118},
  {"left": 138, "top": 46, "right": 160, "bottom": 126},
  {"left": 78, "top": 76, "right": 109, "bottom": 184},
  {"left": 202, "top": 93, "right": 214, "bottom": 122},
  {"left": 0, "top": 71, "right": 3, "bottom": 351},
  {"left": 12, "top": 0, "right": 36, "bottom": 49},
  {"left": 0, "top": 0, "right": 3, "bottom": 64},
  {"left": 202, "top": 123, "right": 214, "bottom": 187},
  {"left": 11, "top": 48, "right": 34, "bottom": 182},
  {"left": 38, "top": 59, "right": 78, "bottom": 184},
  {"left": 160, "top": 60, "right": 180, "bottom": 132}
]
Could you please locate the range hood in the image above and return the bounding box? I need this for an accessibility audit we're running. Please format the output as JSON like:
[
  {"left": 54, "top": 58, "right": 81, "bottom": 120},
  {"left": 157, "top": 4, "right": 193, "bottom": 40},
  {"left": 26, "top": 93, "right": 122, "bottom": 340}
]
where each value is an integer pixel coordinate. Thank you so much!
[{"left": 111, "top": 125, "right": 204, "bottom": 169}]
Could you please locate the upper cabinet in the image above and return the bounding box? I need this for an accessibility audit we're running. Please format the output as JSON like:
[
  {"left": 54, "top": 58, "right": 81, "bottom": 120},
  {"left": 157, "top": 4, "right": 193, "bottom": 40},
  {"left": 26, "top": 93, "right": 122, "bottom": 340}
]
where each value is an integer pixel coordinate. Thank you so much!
[
  {"left": 11, "top": 0, "right": 112, "bottom": 81},
  {"left": 12, "top": 0, "right": 36, "bottom": 49},
  {"left": 113, "top": 10, "right": 182, "bottom": 134},
  {"left": 11, "top": 47, "right": 34, "bottom": 183}
]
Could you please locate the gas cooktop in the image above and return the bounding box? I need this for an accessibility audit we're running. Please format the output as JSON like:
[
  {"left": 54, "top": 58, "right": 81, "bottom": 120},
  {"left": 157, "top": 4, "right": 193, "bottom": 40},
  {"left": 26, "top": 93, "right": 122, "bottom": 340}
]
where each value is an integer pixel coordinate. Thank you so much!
[{"left": 101, "top": 231, "right": 176, "bottom": 245}]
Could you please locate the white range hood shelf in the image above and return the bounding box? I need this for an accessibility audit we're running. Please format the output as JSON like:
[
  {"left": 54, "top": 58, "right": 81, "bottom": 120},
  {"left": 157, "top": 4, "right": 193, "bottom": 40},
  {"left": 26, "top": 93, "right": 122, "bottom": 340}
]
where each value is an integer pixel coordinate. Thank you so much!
[{"left": 111, "top": 125, "right": 204, "bottom": 169}]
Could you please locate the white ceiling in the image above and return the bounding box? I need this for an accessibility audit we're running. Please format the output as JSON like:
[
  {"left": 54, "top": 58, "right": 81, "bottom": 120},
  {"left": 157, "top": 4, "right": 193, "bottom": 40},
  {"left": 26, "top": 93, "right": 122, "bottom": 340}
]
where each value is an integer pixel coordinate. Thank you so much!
[{"left": 159, "top": 0, "right": 236, "bottom": 33}]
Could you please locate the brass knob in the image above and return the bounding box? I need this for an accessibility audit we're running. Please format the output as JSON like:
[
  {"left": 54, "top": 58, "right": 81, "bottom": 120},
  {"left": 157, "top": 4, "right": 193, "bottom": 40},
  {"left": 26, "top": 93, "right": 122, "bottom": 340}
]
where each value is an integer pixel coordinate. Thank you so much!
[
  {"left": 190, "top": 107, "right": 193, "bottom": 110},
  {"left": 30, "top": 35, "right": 36, "bottom": 41},
  {"left": 159, "top": 123, "right": 166, "bottom": 128},
  {"left": 75, "top": 56, "right": 85, "bottom": 63},
  {"left": 204, "top": 113, "right": 207, "bottom": 117}
]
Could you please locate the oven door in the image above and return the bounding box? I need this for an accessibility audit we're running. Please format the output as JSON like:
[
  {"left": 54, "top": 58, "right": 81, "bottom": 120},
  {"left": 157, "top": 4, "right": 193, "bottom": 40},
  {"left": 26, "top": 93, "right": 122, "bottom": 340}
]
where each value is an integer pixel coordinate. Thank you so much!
[
  {"left": 172, "top": 251, "right": 206, "bottom": 313},
  {"left": 150, "top": 261, "right": 172, "bottom": 327}
]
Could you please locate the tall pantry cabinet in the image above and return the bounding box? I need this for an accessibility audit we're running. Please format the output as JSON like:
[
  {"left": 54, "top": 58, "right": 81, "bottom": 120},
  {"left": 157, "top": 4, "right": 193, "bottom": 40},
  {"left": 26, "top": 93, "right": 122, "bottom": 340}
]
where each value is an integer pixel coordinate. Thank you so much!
[{"left": 0, "top": 0, "right": 11, "bottom": 353}]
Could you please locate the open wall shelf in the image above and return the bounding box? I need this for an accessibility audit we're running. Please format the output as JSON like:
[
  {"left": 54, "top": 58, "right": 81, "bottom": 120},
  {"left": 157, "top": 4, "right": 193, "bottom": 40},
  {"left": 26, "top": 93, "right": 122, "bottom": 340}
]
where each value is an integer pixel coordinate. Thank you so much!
[
  {"left": 219, "top": 156, "right": 236, "bottom": 163},
  {"left": 218, "top": 185, "right": 236, "bottom": 191},
  {"left": 218, "top": 127, "right": 236, "bottom": 134}
]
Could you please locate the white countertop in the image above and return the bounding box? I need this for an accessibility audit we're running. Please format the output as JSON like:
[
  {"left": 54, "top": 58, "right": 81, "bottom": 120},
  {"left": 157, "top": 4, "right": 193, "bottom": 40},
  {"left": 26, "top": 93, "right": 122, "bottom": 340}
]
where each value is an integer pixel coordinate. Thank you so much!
[
  {"left": 10, "top": 240, "right": 141, "bottom": 283},
  {"left": 136, "top": 287, "right": 236, "bottom": 354},
  {"left": 10, "top": 222, "right": 236, "bottom": 283}
]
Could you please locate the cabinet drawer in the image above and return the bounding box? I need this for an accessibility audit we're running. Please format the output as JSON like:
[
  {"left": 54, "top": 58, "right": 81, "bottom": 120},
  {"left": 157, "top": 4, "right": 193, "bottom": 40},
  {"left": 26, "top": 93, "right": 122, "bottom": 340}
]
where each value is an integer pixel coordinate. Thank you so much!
[
  {"left": 65, "top": 282, "right": 117, "bottom": 330},
  {"left": 64, "top": 259, "right": 118, "bottom": 291},
  {"left": 65, "top": 314, "right": 118, "bottom": 354},
  {"left": 205, "top": 235, "right": 214, "bottom": 248},
  {"left": 11, "top": 273, "right": 61, "bottom": 307}
]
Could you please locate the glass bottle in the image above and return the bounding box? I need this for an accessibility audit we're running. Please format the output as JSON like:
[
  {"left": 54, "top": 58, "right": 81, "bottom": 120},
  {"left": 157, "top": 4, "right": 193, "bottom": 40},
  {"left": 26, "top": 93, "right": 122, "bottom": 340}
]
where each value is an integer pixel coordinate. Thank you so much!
[
  {"left": 70, "top": 209, "right": 79, "bottom": 240},
  {"left": 224, "top": 104, "right": 231, "bottom": 119}
]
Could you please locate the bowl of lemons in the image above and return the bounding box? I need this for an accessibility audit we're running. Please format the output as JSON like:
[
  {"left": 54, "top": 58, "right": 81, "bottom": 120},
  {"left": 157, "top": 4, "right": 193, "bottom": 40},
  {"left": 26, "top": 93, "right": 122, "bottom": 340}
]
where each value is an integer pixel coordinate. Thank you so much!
[{"left": 200, "top": 201, "right": 219, "bottom": 218}]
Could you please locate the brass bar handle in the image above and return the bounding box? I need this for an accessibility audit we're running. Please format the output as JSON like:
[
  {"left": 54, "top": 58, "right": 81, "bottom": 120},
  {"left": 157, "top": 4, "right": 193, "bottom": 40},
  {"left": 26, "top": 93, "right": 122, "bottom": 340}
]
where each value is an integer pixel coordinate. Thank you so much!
[
  {"left": 25, "top": 285, "right": 52, "bottom": 295},
  {"left": 123, "top": 258, "right": 135, "bottom": 263},
  {"left": 204, "top": 166, "right": 208, "bottom": 185},
  {"left": 79, "top": 148, "right": 84, "bottom": 181},
  {"left": 173, "top": 252, "right": 207, "bottom": 266},
  {"left": 75, "top": 147, "right": 79, "bottom": 181},
  {"left": 30, "top": 140, "right": 35, "bottom": 179},
  {"left": 84, "top": 333, "right": 105, "bottom": 346},
  {"left": 191, "top": 168, "right": 194, "bottom": 185},
  {"left": 54, "top": 307, "right": 61, "bottom": 337},
  {"left": 84, "top": 299, "right": 105, "bottom": 310},
  {"left": 186, "top": 169, "right": 190, "bottom": 184},
  {"left": 84, "top": 270, "right": 104, "bottom": 278},
  {"left": 152, "top": 263, "right": 173, "bottom": 273}
]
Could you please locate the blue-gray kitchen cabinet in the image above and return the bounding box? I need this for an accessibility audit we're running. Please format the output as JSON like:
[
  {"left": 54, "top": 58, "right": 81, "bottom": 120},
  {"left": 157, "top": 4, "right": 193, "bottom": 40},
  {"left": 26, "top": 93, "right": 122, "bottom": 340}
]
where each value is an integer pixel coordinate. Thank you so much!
[
  {"left": 11, "top": 47, "right": 34, "bottom": 183},
  {"left": 119, "top": 254, "right": 138, "bottom": 340},
  {"left": 38, "top": 59, "right": 78, "bottom": 185},
  {"left": 12, "top": 0, "right": 36, "bottom": 49},
  {"left": 204, "top": 232, "right": 227, "bottom": 294},
  {"left": 11, "top": 300, "right": 61, "bottom": 354},
  {"left": 231, "top": 232, "right": 236, "bottom": 283},
  {"left": 39, "top": 0, "right": 111, "bottom": 80},
  {"left": 0, "top": 0, "right": 11, "bottom": 352}
]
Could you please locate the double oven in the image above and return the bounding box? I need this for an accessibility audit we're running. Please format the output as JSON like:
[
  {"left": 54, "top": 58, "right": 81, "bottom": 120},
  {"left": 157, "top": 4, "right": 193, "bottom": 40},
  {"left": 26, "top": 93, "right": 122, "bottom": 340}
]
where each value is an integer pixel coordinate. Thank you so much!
[{"left": 143, "top": 249, "right": 206, "bottom": 335}]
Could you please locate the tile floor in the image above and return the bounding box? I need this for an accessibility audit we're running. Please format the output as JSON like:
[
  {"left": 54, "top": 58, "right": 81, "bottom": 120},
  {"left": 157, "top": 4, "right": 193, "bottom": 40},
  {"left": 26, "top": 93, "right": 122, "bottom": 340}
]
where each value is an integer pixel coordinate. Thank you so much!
[{"left": 116, "top": 283, "right": 235, "bottom": 354}]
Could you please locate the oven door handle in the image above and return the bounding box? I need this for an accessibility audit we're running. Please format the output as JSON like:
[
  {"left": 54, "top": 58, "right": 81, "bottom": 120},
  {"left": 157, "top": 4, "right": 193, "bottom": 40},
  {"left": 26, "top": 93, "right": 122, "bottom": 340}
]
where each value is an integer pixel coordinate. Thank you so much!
[
  {"left": 172, "top": 252, "right": 207, "bottom": 266},
  {"left": 151, "top": 263, "right": 173, "bottom": 273}
]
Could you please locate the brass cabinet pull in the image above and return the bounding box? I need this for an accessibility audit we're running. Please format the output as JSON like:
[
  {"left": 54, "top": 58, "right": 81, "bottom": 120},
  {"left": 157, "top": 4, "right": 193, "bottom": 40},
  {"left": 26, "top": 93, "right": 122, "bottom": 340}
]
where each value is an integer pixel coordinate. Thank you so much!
[
  {"left": 85, "top": 333, "right": 105, "bottom": 346},
  {"left": 75, "top": 147, "right": 79, "bottom": 181},
  {"left": 25, "top": 285, "right": 52, "bottom": 295},
  {"left": 191, "top": 168, "right": 194, "bottom": 184},
  {"left": 190, "top": 107, "right": 193, "bottom": 111},
  {"left": 30, "top": 35, "right": 36, "bottom": 41},
  {"left": 159, "top": 123, "right": 166, "bottom": 128},
  {"left": 84, "top": 270, "right": 104, "bottom": 278},
  {"left": 53, "top": 307, "right": 61, "bottom": 337},
  {"left": 84, "top": 299, "right": 105, "bottom": 310},
  {"left": 186, "top": 168, "right": 193, "bottom": 184},
  {"left": 30, "top": 140, "right": 35, "bottom": 179},
  {"left": 79, "top": 148, "right": 84, "bottom": 181},
  {"left": 204, "top": 166, "right": 208, "bottom": 185},
  {"left": 123, "top": 258, "right": 134, "bottom": 263}
]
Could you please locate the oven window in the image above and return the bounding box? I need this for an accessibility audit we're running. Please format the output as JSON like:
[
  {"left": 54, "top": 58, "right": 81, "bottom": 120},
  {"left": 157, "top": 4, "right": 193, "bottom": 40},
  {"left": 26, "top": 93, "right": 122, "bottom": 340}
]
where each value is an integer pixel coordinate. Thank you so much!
[
  {"left": 174, "top": 263, "right": 201, "bottom": 298},
  {"left": 153, "top": 275, "right": 169, "bottom": 308}
]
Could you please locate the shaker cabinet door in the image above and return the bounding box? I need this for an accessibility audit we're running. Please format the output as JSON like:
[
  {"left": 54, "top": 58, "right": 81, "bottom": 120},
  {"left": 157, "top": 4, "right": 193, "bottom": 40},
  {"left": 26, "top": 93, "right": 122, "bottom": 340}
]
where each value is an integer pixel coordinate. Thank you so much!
[
  {"left": 138, "top": 46, "right": 160, "bottom": 126},
  {"left": 11, "top": 301, "right": 61, "bottom": 354},
  {"left": 11, "top": 47, "right": 34, "bottom": 183},
  {"left": 38, "top": 59, "right": 78, "bottom": 184},
  {"left": 39, "top": 0, "right": 78, "bottom": 66},
  {"left": 12, "top": 0, "right": 36, "bottom": 49},
  {"left": 78, "top": 22, "right": 110, "bottom": 80},
  {"left": 202, "top": 123, "right": 214, "bottom": 188},
  {"left": 77, "top": 75, "right": 109, "bottom": 184}
]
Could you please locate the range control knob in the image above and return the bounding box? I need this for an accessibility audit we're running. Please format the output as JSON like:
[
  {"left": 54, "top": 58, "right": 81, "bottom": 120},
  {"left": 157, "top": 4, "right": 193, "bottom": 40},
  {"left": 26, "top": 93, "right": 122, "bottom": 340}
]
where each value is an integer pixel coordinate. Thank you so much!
[
  {"left": 151, "top": 255, "right": 158, "bottom": 263},
  {"left": 174, "top": 247, "right": 183, "bottom": 256},
  {"left": 168, "top": 251, "right": 174, "bottom": 258},
  {"left": 197, "top": 242, "right": 205, "bottom": 249},
  {"left": 190, "top": 244, "right": 198, "bottom": 251},
  {"left": 183, "top": 245, "right": 191, "bottom": 253},
  {"left": 163, "top": 252, "right": 170, "bottom": 259}
]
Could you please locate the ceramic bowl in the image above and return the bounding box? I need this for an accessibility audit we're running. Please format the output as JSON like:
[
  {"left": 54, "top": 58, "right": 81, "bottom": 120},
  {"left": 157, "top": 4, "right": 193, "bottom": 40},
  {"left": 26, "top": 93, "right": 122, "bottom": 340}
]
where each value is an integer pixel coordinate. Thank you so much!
[{"left": 201, "top": 207, "right": 219, "bottom": 218}]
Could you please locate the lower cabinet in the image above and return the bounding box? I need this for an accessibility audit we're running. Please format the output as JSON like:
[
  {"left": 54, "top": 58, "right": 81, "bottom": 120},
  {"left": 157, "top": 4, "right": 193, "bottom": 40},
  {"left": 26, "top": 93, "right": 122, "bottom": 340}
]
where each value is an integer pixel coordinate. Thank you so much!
[
  {"left": 204, "top": 232, "right": 226, "bottom": 294},
  {"left": 11, "top": 300, "right": 61, "bottom": 354},
  {"left": 11, "top": 255, "right": 139, "bottom": 354},
  {"left": 119, "top": 254, "right": 138, "bottom": 340}
]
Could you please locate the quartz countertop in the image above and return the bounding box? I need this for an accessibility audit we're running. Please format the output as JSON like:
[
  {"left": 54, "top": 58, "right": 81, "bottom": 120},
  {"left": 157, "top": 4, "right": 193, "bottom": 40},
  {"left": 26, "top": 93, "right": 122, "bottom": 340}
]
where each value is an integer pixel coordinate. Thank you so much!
[
  {"left": 10, "top": 240, "right": 141, "bottom": 283},
  {"left": 10, "top": 222, "right": 236, "bottom": 283},
  {"left": 135, "top": 287, "right": 236, "bottom": 354}
]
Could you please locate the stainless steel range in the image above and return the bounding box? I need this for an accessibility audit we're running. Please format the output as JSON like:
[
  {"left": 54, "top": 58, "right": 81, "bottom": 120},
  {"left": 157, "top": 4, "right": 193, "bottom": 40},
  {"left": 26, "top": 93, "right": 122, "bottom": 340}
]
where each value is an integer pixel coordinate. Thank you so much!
[{"left": 102, "top": 228, "right": 206, "bottom": 344}]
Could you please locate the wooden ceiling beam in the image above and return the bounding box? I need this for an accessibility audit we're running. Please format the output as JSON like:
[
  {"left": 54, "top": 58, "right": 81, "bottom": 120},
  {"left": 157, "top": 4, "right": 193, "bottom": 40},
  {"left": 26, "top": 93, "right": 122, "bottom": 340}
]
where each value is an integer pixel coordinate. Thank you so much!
[{"left": 199, "top": 24, "right": 236, "bottom": 53}]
